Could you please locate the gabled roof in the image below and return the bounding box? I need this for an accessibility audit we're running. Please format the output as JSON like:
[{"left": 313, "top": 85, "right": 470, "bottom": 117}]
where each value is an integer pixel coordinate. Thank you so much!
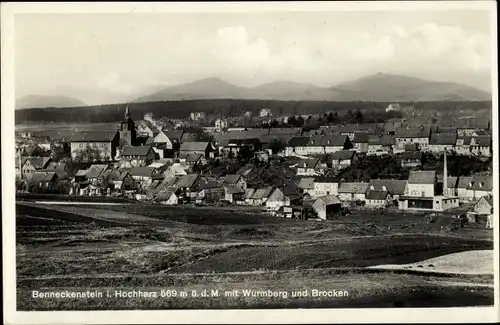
[
  {"left": 70, "top": 131, "right": 118, "bottom": 142},
  {"left": 430, "top": 133, "right": 457, "bottom": 145},
  {"left": 367, "top": 179, "right": 407, "bottom": 195},
  {"left": 121, "top": 145, "right": 154, "bottom": 156},
  {"left": 308, "top": 135, "right": 348, "bottom": 147},
  {"left": 250, "top": 186, "right": 274, "bottom": 200},
  {"left": 457, "top": 176, "right": 474, "bottom": 189},
  {"left": 180, "top": 142, "right": 209, "bottom": 152},
  {"left": 224, "top": 185, "right": 245, "bottom": 194},
  {"left": 298, "top": 177, "right": 315, "bottom": 189},
  {"left": 287, "top": 137, "right": 310, "bottom": 147},
  {"left": 468, "top": 175, "right": 493, "bottom": 191},
  {"left": 24, "top": 157, "right": 52, "bottom": 169},
  {"left": 368, "top": 135, "right": 394, "bottom": 146},
  {"left": 315, "top": 195, "right": 341, "bottom": 205},
  {"left": 227, "top": 138, "right": 261, "bottom": 147},
  {"left": 244, "top": 188, "right": 256, "bottom": 199},
  {"left": 45, "top": 162, "right": 67, "bottom": 171},
  {"left": 75, "top": 169, "right": 89, "bottom": 177},
  {"left": 156, "top": 186, "right": 179, "bottom": 201},
  {"left": 198, "top": 180, "right": 223, "bottom": 190},
  {"left": 366, "top": 190, "right": 389, "bottom": 200},
  {"left": 353, "top": 132, "right": 371, "bottom": 143},
  {"left": 224, "top": 174, "right": 242, "bottom": 185},
  {"left": 165, "top": 130, "right": 184, "bottom": 142},
  {"left": 129, "top": 166, "right": 156, "bottom": 177},
  {"left": 456, "top": 137, "right": 472, "bottom": 145},
  {"left": 476, "top": 195, "right": 493, "bottom": 207},
  {"left": 297, "top": 159, "right": 321, "bottom": 169},
  {"left": 30, "top": 171, "right": 57, "bottom": 183},
  {"left": 408, "top": 171, "right": 436, "bottom": 184},
  {"left": 331, "top": 150, "right": 356, "bottom": 160},
  {"left": 446, "top": 176, "right": 458, "bottom": 189},
  {"left": 338, "top": 182, "right": 369, "bottom": 194},
  {"left": 175, "top": 174, "right": 200, "bottom": 188},
  {"left": 86, "top": 164, "right": 109, "bottom": 179},
  {"left": 471, "top": 136, "right": 492, "bottom": 146},
  {"left": 395, "top": 126, "right": 431, "bottom": 138},
  {"left": 179, "top": 152, "right": 204, "bottom": 162}
]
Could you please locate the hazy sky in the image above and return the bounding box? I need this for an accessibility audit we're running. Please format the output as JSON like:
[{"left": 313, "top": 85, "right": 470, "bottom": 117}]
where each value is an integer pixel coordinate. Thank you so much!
[{"left": 15, "top": 10, "right": 493, "bottom": 105}]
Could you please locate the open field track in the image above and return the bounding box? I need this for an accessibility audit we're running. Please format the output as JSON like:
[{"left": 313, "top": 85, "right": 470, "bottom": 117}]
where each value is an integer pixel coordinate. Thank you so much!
[{"left": 15, "top": 200, "right": 494, "bottom": 309}]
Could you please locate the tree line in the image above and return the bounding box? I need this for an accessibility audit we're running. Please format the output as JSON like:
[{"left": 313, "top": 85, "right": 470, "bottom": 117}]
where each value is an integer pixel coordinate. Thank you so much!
[{"left": 15, "top": 99, "right": 492, "bottom": 124}]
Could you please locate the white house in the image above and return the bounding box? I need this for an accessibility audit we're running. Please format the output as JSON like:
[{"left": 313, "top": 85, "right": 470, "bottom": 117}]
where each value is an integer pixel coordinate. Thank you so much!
[
  {"left": 405, "top": 170, "right": 436, "bottom": 197},
  {"left": 296, "top": 159, "right": 326, "bottom": 176},
  {"left": 313, "top": 177, "right": 340, "bottom": 198}
]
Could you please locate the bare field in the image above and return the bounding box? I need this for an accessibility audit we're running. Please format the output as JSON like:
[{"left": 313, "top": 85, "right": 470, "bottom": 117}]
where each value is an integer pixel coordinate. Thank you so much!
[{"left": 16, "top": 201, "right": 494, "bottom": 309}]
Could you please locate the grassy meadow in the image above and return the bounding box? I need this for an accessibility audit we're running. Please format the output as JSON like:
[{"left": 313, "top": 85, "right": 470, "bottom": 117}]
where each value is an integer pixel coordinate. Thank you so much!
[{"left": 16, "top": 200, "right": 494, "bottom": 310}]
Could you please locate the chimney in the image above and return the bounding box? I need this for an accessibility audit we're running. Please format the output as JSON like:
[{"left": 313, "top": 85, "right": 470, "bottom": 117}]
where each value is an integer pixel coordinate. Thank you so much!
[{"left": 443, "top": 149, "right": 448, "bottom": 196}]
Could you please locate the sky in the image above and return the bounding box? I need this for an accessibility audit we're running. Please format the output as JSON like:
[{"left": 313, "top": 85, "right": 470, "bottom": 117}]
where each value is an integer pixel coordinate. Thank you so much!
[{"left": 15, "top": 9, "right": 494, "bottom": 105}]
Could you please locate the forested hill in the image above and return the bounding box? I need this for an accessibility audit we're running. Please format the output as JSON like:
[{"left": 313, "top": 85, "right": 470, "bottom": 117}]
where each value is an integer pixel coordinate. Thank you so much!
[{"left": 15, "top": 99, "right": 492, "bottom": 125}]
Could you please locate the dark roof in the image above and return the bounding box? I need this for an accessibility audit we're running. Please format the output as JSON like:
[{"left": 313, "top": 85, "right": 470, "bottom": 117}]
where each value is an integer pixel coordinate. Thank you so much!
[
  {"left": 468, "top": 175, "right": 493, "bottom": 191},
  {"left": 224, "top": 174, "right": 242, "bottom": 185},
  {"left": 437, "top": 127, "right": 457, "bottom": 134},
  {"left": 367, "top": 179, "right": 407, "bottom": 195},
  {"left": 395, "top": 126, "right": 431, "bottom": 138},
  {"left": 399, "top": 151, "right": 423, "bottom": 160},
  {"left": 314, "top": 176, "right": 340, "bottom": 183},
  {"left": 121, "top": 145, "right": 154, "bottom": 156},
  {"left": 198, "top": 180, "right": 223, "bottom": 190},
  {"left": 457, "top": 176, "right": 474, "bottom": 189},
  {"left": 368, "top": 135, "right": 394, "bottom": 146},
  {"left": 86, "top": 164, "right": 109, "bottom": 179},
  {"left": 446, "top": 176, "right": 458, "bottom": 189},
  {"left": 227, "top": 138, "right": 261, "bottom": 147},
  {"left": 287, "top": 137, "right": 310, "bottom": 147},
  {"left": 471, "top": 136, "right": 492, "bottom": 146},
  {"left": 353, "top": 132, "right": 371, "bottom": 143},
  {"left": 30, "top": 171, "right": 57, "bottom": 183},
  {"left": 430, "top": 133, "right": 457, "bottom": 145},
  {"left": 366, "top": 190, "right": 389, "bottom": 200},
  {"left": 70, "top": 131, "right": 118, "bottom": 142},
  {"left": 24, "top": 157, "right": 52, "bottom": 169},
  {"left": 165, "top": 130, "right": 184, "bottom": 141},
  {"left": 297, "top": 159, "right": 321, "bottom": 169},
  {"left": 408, "top": 171, "right": 436, "bottom": 184},
  {"left": 129, "top": 166, "right": 156, "bottom": 177},
  {"left": 404, "top": 144, "right": 420, "bottom": 151},
  {"left": 224, "top": 185, "right": 245, "bottom": 194},
  {"left": 180, "top": 142, "right": 209, "bottom": 152},
  {"left": 338, "top": 182, "right": 369, "bottom": 194},
  {"left": 331, "top": 150, "right": 356, "bottom": 160},
  {"left": 175, "top": 174, "right": 200, "bottom": 188},
  {"left": 308, "top": 135, "right": 348, "bottom": 147}
]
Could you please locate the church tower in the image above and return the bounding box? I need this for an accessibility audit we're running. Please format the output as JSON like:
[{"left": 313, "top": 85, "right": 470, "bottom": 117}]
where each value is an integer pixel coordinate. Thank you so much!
[{"left": 120, "top": 105, "right": 136, "bottom": 146}]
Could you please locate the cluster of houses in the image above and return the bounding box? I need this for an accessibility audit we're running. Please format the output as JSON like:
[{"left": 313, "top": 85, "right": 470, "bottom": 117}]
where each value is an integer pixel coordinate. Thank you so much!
[{"left": 15, "top": 107, "right": 494, "bottom": 227}]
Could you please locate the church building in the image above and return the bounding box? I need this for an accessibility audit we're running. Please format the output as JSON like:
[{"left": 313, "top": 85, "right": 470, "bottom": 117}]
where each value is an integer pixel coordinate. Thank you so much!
[{"left": 120, "top": 105, "right": 137, "bottom": 146}]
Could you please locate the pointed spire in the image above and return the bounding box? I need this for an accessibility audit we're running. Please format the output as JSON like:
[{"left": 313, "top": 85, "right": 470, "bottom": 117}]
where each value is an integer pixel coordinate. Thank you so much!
[{"left": 125, "top": 105, "right": 130, "bottom": 119}]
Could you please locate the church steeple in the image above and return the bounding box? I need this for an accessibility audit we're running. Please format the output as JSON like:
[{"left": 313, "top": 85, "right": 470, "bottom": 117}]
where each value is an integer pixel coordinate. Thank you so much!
[{"left": 125, "top": 105, "right": 131, "bottom": 119}]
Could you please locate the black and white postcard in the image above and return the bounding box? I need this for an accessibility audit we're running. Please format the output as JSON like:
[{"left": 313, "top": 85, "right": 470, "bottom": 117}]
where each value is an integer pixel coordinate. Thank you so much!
[{"left": 2, "top": 1, "right": 498, "bottom": 324}]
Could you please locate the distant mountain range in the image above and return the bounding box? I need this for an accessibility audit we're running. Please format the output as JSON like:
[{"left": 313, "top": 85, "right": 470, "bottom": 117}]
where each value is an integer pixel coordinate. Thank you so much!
[
  {"left": 16, "top": 95, "right": 87, "bottom": 109},
  {"left": 17, "top": 73, "right": 491, "bottom": 110},
  {"left": 133, "top": 73, "right": 491, "bottom": 103}
]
